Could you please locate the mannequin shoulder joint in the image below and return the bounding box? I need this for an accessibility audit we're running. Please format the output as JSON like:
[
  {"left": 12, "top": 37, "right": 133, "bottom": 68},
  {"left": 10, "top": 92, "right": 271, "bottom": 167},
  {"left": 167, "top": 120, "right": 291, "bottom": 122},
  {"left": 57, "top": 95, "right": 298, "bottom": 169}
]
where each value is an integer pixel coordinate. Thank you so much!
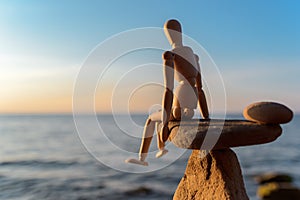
[{"left": 162, "top": 51, "right": 174, "bottom": 60}]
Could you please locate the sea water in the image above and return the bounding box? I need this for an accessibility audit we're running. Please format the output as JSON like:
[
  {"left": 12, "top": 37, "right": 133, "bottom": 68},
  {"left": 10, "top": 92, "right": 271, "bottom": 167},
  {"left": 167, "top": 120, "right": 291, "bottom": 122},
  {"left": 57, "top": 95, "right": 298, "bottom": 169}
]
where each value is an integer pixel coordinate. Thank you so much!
[{"left": 0, "top": 114, "right": 299, "bottom": 200}]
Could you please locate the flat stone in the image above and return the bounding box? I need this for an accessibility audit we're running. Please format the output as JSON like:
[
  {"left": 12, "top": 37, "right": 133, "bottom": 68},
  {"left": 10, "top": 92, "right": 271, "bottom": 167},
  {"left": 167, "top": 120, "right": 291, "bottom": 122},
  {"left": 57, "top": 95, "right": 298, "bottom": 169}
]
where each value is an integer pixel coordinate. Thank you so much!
[
  {"left": 173, "top": 149, "right": 249, "bottom": 200},
  {"left": 168, "top": 119, "right": 282, "bottom": 150},
  {"left": 243, "top": 102, "right": 293, "bottom": 124}
]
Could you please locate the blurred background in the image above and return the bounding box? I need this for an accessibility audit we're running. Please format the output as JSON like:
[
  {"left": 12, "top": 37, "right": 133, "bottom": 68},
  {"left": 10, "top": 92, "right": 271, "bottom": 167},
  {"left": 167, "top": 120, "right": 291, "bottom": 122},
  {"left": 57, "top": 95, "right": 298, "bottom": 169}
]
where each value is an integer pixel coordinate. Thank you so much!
[{"left": 0, "top": 0, "right": 299, "bottom": 199}]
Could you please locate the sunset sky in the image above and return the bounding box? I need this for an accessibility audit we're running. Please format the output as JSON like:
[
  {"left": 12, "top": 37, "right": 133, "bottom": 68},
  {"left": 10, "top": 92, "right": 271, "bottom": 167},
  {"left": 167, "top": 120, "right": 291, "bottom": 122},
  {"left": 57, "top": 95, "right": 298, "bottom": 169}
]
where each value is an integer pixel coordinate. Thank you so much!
[{"left": 1, "top": 0, "right": 299, "bottom": 114}]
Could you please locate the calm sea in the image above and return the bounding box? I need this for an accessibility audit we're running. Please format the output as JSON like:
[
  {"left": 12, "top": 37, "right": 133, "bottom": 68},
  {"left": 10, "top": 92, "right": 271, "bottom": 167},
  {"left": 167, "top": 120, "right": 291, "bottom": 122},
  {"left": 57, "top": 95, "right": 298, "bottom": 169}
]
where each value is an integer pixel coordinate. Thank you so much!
[{"left": 0, "top": 114, "right": 299, "bottom": 200}]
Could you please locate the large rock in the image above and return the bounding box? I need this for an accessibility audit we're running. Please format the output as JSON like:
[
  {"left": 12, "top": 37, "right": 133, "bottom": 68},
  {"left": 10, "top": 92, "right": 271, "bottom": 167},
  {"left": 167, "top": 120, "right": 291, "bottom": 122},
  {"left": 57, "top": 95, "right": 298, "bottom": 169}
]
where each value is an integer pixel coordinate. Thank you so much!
[
  {"left": 168, "top": 120, "right": 282, "bottom": 150},
  {"left": 174, "top": 149, "right": 249, "bottom": 200},
  {"left": 257, "top": 182, "right": 300, "bottom": 200},
  {"left": 255, "top": 173, "right": 293, "bottom": 184},
  {"left": 255, "top": 172, "right": 300, "bottom": 200}
]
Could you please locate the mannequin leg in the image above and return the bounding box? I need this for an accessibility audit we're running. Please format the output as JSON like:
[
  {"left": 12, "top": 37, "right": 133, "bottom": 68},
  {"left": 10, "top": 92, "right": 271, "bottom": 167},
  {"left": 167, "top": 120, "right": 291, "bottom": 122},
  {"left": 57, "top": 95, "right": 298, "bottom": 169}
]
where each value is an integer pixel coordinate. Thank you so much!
[
  {"left": 125, "top": 111, "right": 168, "bottom": 165},
  {"left": 155, "top": 125, "right": 169, "bottom": 158},
  {"left": 139, "top": 117, "right": 156, "bottom": 161},
  {"left": 156, "top": 125, "right": 165, "bottom": 151}
]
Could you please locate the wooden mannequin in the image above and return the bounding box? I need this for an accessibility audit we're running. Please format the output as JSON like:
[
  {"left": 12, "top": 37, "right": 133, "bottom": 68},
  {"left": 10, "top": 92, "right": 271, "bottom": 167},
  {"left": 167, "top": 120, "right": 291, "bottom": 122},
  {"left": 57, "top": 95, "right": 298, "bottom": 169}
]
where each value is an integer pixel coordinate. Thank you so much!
[{"left": 125, "top": 19, "right": 209, "bottom": 166}]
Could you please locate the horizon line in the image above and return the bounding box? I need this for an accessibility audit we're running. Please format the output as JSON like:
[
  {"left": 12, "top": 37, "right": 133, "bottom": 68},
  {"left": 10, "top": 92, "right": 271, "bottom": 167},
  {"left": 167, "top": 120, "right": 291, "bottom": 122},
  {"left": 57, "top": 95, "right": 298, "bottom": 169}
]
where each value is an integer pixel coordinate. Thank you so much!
[{"left": 1, "top": 112, "right": 300, "bottom": 116}]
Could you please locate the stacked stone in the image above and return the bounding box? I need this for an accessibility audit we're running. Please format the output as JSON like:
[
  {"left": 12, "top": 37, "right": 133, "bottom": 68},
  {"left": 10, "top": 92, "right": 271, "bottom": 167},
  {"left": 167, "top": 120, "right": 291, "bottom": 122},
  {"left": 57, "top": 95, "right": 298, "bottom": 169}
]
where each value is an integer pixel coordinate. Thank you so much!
[{"left": 170, "top": 102, "right": 293, "bottom": 200}]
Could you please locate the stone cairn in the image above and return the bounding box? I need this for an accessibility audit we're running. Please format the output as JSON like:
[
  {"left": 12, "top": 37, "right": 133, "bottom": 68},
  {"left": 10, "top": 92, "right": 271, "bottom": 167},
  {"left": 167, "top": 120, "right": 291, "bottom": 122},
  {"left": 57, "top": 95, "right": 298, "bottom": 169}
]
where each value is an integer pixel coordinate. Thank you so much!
[{"left": 167, "top": 102, "right": 293, "bottom": 200}]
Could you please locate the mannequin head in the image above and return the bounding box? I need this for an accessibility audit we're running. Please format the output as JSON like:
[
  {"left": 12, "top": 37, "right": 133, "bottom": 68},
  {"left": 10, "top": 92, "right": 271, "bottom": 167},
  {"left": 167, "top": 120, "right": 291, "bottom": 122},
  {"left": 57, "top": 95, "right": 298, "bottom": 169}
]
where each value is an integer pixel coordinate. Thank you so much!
[{"left": 164, "top": 19, "right": 183, "bottom": 48}]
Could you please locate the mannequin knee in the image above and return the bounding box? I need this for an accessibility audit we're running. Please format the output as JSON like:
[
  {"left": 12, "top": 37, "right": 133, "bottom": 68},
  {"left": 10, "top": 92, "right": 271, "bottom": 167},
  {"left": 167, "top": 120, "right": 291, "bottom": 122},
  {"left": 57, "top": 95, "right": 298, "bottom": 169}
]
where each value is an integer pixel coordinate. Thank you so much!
[{"left": 145, "top": 117, "right": 152, "bottom": 125}]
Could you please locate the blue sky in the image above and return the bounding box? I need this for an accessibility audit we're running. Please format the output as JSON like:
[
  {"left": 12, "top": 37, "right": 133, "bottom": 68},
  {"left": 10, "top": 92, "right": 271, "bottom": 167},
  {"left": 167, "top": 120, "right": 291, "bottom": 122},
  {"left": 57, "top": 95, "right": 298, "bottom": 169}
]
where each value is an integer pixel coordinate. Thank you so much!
[{"left": 1, "top": 0, "right": 299, "bottom": 113}]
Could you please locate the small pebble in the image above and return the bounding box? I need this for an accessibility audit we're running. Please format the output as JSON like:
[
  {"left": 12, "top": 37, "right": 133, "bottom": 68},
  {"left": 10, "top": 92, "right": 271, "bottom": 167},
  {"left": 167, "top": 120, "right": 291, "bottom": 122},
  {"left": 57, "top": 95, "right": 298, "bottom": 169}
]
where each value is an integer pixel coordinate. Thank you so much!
[{"left": 243, "top": 102, "right": 293, "bottom": 124}]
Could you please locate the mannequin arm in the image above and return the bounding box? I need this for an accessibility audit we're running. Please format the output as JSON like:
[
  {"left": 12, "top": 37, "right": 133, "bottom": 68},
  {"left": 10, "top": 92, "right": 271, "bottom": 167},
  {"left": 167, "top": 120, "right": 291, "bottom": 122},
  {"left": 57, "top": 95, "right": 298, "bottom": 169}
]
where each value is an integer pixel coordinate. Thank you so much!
[
  {"left": 195, "top": 55, "right": 209, "bottom": 119},
  {"left": 161, "top": 51, "right": 174, "bottom": 142}
]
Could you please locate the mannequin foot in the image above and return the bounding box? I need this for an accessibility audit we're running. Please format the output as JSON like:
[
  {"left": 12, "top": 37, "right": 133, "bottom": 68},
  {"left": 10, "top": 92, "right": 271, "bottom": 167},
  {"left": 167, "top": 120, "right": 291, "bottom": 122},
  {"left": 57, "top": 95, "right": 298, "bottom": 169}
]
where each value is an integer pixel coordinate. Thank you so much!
[
  {"left": 155, "top": 149, "right": 168, "bottom": 158},
  {"left": 125, "top": 158, "right": 148, "bottom": 166}
]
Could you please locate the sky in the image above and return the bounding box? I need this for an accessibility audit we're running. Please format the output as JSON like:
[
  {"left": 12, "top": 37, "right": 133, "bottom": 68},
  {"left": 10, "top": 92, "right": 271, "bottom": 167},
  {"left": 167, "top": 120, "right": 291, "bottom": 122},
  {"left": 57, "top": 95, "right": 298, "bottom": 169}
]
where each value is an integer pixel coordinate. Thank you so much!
[{"left": 0, "top": 0, "right": 299, "bottom": 114}]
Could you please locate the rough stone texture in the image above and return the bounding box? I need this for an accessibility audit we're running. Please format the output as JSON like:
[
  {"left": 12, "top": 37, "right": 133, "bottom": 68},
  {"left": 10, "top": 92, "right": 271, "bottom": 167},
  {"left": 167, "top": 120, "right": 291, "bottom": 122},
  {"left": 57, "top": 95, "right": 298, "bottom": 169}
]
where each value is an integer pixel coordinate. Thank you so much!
[
  {"left": 174, "top": 149, "right": 249, "bottom": 200},
  {"left": 168, "top": 119, "right": 282, "bottom": 150}
]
